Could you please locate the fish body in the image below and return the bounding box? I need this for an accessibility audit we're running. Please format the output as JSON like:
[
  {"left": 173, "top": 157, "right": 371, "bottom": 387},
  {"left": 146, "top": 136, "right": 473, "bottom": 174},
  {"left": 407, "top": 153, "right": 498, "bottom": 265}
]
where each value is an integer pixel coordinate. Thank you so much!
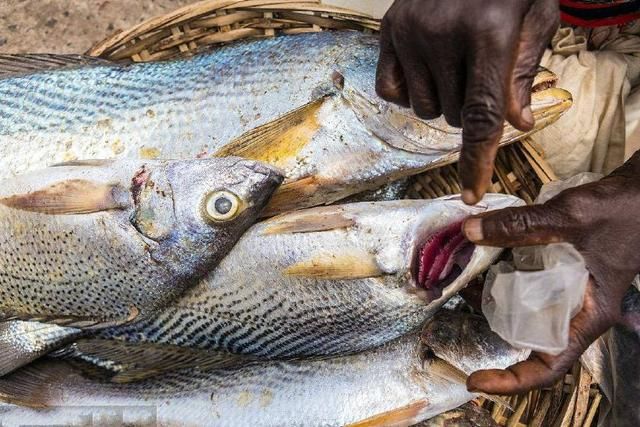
[
  {"left": 0, "top": 158, "right": 282, "bottom": 323},
  {"left": 0, "top": 32, "right": 571, "bottom": 214},
  {"left": 0, "top": 311, "right": 528, "bottom": 427},
  {"left": 94, "top": 194, "right": 524, "bottom": 358}
]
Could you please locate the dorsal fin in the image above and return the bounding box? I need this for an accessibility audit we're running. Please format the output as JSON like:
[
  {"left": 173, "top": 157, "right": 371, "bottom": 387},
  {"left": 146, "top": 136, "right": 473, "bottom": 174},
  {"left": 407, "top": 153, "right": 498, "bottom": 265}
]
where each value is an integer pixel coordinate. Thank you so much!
[
  {"left": 0, "top": 54, "right": 113, "bottom": 78},
  {"left": 1, "top": 305, "right": 139, "bottom": 330}
]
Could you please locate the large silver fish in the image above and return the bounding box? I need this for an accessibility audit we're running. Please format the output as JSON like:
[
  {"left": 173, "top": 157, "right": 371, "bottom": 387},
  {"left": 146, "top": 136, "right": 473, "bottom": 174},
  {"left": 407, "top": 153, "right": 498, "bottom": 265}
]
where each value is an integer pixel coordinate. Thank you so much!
[
  {"left": 0, "top": 31, "right": 571, "bottom": 215},
  {"left": 0, "top": 311, "right": 528, "bottom": 427},
  {"left": 0, "top": 195, "right": 522, "bottom": 376},
  {"left": 0, "top": 158, "right": 282, "bottom": 330},
  {"left": 93, "top": 194, "right": 525, "bottom": 359}
]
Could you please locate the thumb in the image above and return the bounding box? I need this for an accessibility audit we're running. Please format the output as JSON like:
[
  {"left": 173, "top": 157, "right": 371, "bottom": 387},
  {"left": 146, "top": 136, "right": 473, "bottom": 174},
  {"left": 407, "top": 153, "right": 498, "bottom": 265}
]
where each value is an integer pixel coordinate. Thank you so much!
[
  {"left": 506, "top": 0, "right": 559, "bottom": 131},
  {"left": 462, "top": 204, "right": 569, "bottom": 247}
]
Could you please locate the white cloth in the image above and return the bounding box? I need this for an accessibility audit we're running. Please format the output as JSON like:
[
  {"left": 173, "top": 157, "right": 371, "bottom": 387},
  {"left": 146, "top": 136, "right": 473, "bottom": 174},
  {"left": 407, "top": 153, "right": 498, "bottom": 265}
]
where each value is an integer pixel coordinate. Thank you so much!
[{"left": 531, "top": 25, "right": 640, "bottom": 177}]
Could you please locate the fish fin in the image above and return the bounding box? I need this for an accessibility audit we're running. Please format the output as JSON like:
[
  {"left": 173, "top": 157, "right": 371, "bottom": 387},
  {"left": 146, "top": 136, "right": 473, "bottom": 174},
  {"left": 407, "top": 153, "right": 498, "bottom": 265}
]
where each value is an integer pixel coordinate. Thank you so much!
[
  {"left": 262, "top": 205, "right": 354, "bottom": 235},
  {"left": 2, "top": 306, "right": 139, "bottom": 330},
  {"left": 262, "top": 175, "right": 329, "bottom": 217},
  {"left": 0, "top": 321, "right": 81, "bottom": 377},
  {"left": 0, "top": 54, "right": 112, "bottom": 78},
  {"left": 0, "top": 361, "right": 69, "bottom": 408},
  {"left": 56, "top": 339, "right": 251, "bottom": 383},
  {"left": 346, "top": 400, "right": 431, "bottom": 427},
  {"left": 284, "top": 250, "right": 383, "bottom": 280},
  {"left": 214, "top": 98, "right": 326, "bottom": 169},
  {"left": 0, "top": 179, "right": 129, "bottom": 215},
  {"left": 427, "top": 358, "right": 513, "bottom": 411},
  {"left": 50, "top": 159, "right": 116, "bottom": 168}
]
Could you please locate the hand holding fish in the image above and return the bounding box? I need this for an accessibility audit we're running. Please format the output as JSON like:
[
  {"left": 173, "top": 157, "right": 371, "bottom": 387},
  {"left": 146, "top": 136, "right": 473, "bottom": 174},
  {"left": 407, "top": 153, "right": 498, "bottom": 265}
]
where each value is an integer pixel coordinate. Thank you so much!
[
  {"left": 461, "top": 151, "right": 640, "bottom": 394},
  {"left": 375, "top": 0, "right": 559, "bottom": 204}
]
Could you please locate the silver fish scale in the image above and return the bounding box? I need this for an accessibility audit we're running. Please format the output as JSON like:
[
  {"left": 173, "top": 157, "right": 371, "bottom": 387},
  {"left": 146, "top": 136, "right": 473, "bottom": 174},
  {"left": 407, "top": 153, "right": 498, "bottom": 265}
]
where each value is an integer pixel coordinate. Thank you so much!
[
  {"left": 0, "top": 158, "right": 283, "bottom": 324},
  {"left": 100, "top": 281, "right": 430, "bottom": 357},
  {"left": 96, "top": 198, "right": 521, "bottom": 358},
  {"left": 0, "top": 31, "right": 372, "bottom": 179},
  {"left": 0, "top": 206, "right": 163, "bottom": 320},
  {"left": 0, "top": 334, "right": 468, "bottom": 427},
  {"left": 0, "top": 313, "right": 529, "bottom": 427}
]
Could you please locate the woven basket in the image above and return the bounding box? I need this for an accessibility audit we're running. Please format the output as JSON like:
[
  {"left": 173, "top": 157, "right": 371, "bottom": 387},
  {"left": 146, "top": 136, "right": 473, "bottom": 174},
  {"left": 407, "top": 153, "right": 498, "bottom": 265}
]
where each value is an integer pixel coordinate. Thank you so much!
[{"left": 87, "top": 1, "right": 603, "bottom": 425}]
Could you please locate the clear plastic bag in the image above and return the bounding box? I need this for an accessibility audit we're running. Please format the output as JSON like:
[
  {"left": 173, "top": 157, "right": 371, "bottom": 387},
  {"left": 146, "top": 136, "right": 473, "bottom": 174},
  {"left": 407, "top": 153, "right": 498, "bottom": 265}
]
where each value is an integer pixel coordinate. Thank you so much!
[
  {"left": 481, "top": 174, "right": 601, "bottom": 355},
  {"left": 483, "top": 243, "right": 589, "bottom": 355}
]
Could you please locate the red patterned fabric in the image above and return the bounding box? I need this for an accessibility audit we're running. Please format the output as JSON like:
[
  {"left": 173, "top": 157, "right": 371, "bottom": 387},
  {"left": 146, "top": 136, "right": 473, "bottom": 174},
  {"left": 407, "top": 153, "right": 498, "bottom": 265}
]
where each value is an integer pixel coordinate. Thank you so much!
[{"left": 559, "top": 0, "right": 640, "bottom": 27}]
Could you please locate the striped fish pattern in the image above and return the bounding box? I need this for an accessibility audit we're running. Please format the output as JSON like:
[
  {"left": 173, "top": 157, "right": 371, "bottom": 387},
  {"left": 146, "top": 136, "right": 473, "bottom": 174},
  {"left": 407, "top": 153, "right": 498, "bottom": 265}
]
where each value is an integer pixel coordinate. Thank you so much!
[{"left": 96, "top": 196, "right": 524, "bottom": 358}]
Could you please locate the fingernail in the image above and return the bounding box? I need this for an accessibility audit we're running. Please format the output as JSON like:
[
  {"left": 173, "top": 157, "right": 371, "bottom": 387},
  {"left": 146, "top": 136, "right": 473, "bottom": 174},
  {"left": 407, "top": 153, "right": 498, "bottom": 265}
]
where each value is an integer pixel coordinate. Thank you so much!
[
  {"left": 463, "top": 218, "right": 484, "bottom": 242},
  {"left": 462, "top": 189, "right": 478, "bottom": 205},
  {"left": 521, "top": 106, "right": 534, "bottom": 128}
]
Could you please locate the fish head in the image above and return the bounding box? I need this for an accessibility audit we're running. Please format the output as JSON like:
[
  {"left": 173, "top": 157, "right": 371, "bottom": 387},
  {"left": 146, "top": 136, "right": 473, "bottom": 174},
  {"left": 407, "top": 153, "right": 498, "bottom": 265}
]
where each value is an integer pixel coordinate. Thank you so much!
[
  {"left": 421, "top": 309, "right": 530, "bottom": 375},
  {"left": 367, "top": 194, "right": 525, "bottom": 306},
  {"left": 132, "top": 157, "right": 283, "bottom": 274},
  {"left": 334, "top": 41, "right": 572, "bottom": 155}
]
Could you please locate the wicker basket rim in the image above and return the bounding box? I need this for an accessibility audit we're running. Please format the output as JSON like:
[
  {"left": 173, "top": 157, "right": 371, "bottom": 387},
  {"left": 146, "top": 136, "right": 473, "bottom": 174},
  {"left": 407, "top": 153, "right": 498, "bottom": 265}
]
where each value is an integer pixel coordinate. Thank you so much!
[{"left": 87, "top": 0, "right": 377, "bottom": 58}]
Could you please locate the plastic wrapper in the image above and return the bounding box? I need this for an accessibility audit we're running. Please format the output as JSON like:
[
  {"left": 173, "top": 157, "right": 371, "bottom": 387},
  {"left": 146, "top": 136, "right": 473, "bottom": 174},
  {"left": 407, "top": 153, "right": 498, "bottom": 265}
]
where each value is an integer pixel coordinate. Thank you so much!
[
  {"left": 482, "top": 173, "right": 601, "bottom": 355},
  {"left": 483, "top": 243, "right": 589, "bottom": 355}
]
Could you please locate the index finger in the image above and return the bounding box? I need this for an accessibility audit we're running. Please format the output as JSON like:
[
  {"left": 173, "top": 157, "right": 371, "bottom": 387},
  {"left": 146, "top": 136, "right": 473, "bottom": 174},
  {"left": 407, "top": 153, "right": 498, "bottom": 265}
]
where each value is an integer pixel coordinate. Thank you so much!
[
  {"left": 375, "top": 18, "right": 410, "bottom": 107},
  {"left": 459, "top": 29, "right": 519, "bottom": 205}
]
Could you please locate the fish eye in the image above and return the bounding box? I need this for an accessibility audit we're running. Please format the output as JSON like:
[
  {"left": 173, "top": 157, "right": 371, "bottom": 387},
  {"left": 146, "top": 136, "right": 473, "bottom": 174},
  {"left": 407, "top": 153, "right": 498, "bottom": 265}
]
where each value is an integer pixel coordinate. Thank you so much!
[{"left": 204, "top": 191, "right": 242, "bottom": 222}]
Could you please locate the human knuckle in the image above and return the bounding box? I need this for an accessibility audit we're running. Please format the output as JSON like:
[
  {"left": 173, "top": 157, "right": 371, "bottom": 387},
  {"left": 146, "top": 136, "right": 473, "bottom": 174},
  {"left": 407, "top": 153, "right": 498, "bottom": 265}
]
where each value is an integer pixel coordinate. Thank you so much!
[
  {"left": 462, "top": 102, "right": 503, "bottom": 143},
  {"left": 554, "top": 191, "right": 594, "bottom": 226},
  {"left": 500, "top": 210, "right": 531, "bottom": 234}
]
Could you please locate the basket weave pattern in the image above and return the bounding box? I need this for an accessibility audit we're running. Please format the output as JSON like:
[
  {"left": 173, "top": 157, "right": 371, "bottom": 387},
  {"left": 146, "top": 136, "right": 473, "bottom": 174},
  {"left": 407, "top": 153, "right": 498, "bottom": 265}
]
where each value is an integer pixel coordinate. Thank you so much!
[{"left": 86, "top": 1, "right": 604, "bottom": 425}]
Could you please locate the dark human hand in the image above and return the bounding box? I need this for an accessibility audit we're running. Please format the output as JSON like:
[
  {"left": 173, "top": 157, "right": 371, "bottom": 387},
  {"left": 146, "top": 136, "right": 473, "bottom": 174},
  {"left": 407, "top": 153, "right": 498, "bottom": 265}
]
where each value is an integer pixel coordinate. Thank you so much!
[
  {"left": 461, "top": 152, "right": 640, "bottom": 394},
  {"left": 376, "top": 0, "right": 559, "bottom": 204}
]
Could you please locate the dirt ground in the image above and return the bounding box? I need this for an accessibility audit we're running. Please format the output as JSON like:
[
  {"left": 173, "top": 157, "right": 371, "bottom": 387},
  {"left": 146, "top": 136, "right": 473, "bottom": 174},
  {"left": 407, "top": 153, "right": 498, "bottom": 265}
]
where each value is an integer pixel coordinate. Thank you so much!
[
  {"left": 0, "top": 0, "right": 194, "bottom": 54},
  {"left": 0, "top": 0, "right": 392, "bottom": 54}
]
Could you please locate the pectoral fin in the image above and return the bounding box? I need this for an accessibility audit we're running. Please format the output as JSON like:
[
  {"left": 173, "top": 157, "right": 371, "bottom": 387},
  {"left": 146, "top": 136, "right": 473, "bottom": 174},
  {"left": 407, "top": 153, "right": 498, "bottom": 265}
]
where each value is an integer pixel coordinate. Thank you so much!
[
  {"left": 346, "top": 400, "right": 430, "bottom": 427},
  {"left": 50, "top": 159, "right": 115, "bottom": 168},
  {"left": 263, "top": 205, "right": 354, "bottom": 235},
  {"left": 427, "top": 358, "right": 512, "bottom": 410},
  {"left": 55, "top": 339, "right": 253, "bottom": 383},
  {"left": 0, "top": 54, "right": 112, "bottom": 78},
  {"left": 0, "top": 321, "right": 81, "bottom": 377},
  {"left": 0, "top": 179, "right": 129, "bottom": 215},
  {"left": 284, "top": 250, "right": 383, "bottom": 280},
  {"left": 214, "top": 98, "right": 325, "bottom": 169},
  {"left": 0, "top": 361, "right": 69, "bottom": 408}
]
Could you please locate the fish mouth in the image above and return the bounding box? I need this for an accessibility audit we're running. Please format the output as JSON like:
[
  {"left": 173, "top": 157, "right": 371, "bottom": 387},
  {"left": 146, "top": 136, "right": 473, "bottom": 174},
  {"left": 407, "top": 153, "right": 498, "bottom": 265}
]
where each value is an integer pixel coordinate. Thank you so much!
[{"left": 410, "top": 220, "right": 475, "bottom": 302}]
